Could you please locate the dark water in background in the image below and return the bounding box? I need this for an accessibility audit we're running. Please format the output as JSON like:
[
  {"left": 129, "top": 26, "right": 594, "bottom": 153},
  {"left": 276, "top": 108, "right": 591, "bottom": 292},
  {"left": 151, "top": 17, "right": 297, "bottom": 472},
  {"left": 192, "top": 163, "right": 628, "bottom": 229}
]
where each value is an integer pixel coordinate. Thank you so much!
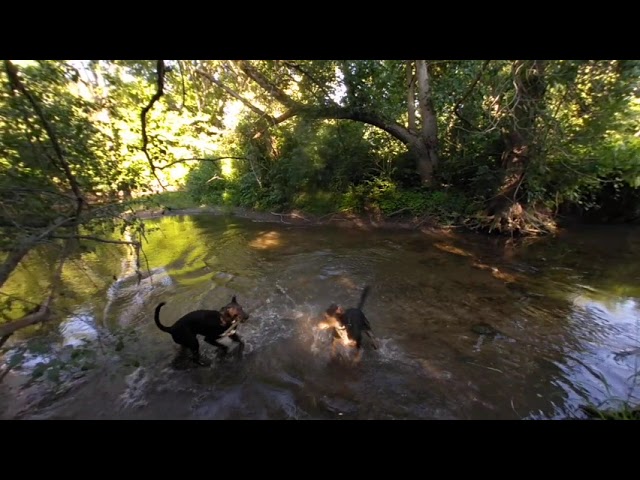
[{"left": 1, "top": 215, "right": 639, "bottom": 419}]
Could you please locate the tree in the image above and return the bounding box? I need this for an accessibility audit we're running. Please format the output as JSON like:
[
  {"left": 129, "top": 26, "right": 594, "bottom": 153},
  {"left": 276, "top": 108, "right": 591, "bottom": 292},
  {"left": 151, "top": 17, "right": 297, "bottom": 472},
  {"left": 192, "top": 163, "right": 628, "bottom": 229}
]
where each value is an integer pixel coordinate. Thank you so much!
[{"left": 192, "top": 60, "right": 443, "bottom": 185}]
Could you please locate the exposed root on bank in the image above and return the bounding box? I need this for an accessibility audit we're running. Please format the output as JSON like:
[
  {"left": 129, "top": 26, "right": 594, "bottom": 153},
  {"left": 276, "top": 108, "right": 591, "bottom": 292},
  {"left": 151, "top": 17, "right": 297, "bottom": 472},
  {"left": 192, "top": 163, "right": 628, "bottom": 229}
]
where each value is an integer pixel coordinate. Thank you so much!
[{"left": 463, "top": 202, "right": 557, "bottom": 237}]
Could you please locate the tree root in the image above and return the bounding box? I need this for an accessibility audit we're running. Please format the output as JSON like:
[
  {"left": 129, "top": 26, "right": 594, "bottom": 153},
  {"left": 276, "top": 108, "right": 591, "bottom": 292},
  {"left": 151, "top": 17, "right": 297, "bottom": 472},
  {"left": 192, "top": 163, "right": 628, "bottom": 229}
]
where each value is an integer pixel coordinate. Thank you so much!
[{"left": 464, "top": 202, "right": 557, "bottom": 236}]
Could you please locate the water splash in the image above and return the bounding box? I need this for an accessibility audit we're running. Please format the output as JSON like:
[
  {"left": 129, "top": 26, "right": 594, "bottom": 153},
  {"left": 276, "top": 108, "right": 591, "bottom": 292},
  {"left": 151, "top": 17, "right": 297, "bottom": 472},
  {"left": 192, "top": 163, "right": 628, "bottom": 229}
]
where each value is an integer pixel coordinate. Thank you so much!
[
  {"left": 60, "top": 313, "right": 98, "bottom": 347},
  {"left": 118, "top": 367, "right": 150, "bottom": 410}
]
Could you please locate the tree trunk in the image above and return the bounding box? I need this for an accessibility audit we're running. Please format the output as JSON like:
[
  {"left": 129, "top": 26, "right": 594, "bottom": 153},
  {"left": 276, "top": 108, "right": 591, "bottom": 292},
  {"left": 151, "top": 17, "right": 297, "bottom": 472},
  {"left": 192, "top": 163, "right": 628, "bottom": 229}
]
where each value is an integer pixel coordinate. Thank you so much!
[
  {"left": 480, "top": 60, "right": 549, "bottom": 235},
  {"left": 492, "top": 60, "right": 546, "bottom": 211},
  {"left": 414, "top": 60, "right": 439, "bottom": 186},
  {"left": 407, "top": 61, "right": 416, "bottom": 132},
  {"left": 409, "top": 138, "right": 437, "bottom": 187}
]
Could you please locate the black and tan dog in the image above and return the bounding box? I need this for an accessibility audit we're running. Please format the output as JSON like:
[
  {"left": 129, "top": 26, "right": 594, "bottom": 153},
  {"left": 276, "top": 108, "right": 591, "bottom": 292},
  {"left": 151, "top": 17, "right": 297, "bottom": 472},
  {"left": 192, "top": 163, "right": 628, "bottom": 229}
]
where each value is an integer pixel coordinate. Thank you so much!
[
  {"left": 154, "top": 295, "right": 250, "bottom": 366},
  {"left": 318, "top": 285, "right": 378, "bottom": 363}
]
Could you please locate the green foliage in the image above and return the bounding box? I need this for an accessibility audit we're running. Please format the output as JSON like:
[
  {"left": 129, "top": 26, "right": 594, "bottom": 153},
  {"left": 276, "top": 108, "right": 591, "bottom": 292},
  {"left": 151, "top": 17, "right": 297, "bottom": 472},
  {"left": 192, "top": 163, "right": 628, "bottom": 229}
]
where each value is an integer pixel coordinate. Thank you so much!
[
  {"left": 5, "top": 340, "right": 99, "bottom": 387},
  {"left": 131, "top": 190, "right": 201, "bottom": 211},
  {"left": 293, "top": 191, "right": 341, "bottom": 214},
  {"left": 185, "top": 160, "right": 227, "bottom": 205},
  {"left": 340, "top": 178, "right": 473, "bottom": 223},
  {"left": 2, "top": 59, "right": 640, "bottom": 274}
]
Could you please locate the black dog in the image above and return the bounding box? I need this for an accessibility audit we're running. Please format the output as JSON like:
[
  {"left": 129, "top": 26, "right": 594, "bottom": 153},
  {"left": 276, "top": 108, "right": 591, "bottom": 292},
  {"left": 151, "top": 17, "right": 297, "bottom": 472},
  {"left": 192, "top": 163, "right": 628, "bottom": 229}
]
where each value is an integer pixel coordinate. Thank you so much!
[
  {"left": 318, "top": 285, "right": 378, "bottom": 363},
  {"left": 154, "top": 295, "right": 250, "bottom": 366}
]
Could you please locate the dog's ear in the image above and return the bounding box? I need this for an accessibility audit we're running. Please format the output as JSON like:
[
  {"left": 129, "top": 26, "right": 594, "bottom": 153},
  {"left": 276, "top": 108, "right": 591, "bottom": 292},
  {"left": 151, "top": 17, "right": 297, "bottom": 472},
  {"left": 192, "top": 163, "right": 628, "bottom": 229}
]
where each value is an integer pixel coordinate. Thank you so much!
[{"left": 231, "top": 295, "right": 237, "bottom": 303}]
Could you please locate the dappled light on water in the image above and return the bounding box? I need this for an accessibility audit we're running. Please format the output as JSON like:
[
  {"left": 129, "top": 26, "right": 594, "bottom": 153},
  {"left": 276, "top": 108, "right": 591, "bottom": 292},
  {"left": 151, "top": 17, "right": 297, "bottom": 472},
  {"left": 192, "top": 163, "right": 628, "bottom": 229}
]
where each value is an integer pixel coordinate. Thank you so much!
[
  {"left": 433, "top": 242, "right": 473, "bottom": 257},
  {"left": 249, "top": 231, "right": 282, "bottom": 250},
  {"left": 472, "top": 261, "right": 519, "bottom": 283}
]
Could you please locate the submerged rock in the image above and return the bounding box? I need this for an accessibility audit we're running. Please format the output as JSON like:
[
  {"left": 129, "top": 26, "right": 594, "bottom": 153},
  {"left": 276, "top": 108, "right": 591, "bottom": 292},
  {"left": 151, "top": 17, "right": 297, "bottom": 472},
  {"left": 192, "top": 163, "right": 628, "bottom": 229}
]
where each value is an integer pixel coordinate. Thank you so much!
[{"left": 471, "top": 322, "right": 500, "bottom": 336}]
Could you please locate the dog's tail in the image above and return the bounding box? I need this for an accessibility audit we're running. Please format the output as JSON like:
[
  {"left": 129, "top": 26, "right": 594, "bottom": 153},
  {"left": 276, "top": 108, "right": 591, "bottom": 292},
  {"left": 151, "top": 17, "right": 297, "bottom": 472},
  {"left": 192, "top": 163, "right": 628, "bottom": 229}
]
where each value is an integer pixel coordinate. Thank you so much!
[
  {"left": 357, "top": 286, "right": 377, "bottom": 349},
  {"left": 357, "top": 285, "right": 371, "bottom": 311},
  {"left": 154, "top": 302, "right": 172, "bottom": 333}
]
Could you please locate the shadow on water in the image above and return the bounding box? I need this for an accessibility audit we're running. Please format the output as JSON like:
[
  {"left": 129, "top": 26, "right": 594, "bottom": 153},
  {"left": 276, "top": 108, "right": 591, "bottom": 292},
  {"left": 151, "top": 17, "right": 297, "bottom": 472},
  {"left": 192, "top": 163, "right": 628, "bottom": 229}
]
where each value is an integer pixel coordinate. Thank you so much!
[{"left": 1, "top": 216, "right": 640, "bottom": 419}]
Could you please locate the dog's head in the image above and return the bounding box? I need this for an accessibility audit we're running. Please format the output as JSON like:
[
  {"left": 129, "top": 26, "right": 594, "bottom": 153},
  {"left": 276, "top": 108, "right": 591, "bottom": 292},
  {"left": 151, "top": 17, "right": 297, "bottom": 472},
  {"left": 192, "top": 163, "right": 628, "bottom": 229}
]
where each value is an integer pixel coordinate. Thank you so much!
[
  {"left": 221, "top": 295, "right": 250, "bottom": 325},
  {"left": 325, "top": 303, "right": 344, "bottom": 320},
  {"left": 317, "top": 303, "right": 344, "bottom": 330}
]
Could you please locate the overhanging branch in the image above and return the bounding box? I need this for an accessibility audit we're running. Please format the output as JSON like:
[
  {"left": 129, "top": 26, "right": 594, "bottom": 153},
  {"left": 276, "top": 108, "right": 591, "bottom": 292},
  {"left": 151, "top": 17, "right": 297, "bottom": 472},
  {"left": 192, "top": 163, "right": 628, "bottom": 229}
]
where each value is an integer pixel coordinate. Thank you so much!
[
  {"left": 0, "top": 216, "right": 77, "bottom": 289},
  {"left": 49, "top": 235, "right": 141, "bottom": 247},
  {"left": 0, "top": 237, "right": 73, "bottom": 339},
  {"left": 140, "top": 60, "right": 167, "bottom": 189}
]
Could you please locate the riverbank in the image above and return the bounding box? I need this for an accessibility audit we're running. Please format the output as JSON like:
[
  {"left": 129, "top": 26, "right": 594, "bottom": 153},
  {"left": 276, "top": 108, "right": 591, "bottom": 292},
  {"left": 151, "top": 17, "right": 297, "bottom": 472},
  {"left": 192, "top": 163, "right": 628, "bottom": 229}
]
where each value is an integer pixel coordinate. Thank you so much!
[
  {"left": 127, "top": 191, "right": 514, "bottom": 237},
  {"left": 132, "top": 189, "right": 640, "bottom": 238},
  {"left": 133, "top": 203, "right": 450, "bottom": 233}
]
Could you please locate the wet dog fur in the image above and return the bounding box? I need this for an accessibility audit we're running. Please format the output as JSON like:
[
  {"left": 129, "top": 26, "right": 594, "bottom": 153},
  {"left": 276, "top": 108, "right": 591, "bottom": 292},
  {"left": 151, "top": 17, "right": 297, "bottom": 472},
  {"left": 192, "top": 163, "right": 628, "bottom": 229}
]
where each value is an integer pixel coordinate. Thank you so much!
[
  {"left": 318, "top": 285, "right": 378, "bottom": 363},
  {"left": 154, "top": 295, "right": 250, "bottom": 366}
]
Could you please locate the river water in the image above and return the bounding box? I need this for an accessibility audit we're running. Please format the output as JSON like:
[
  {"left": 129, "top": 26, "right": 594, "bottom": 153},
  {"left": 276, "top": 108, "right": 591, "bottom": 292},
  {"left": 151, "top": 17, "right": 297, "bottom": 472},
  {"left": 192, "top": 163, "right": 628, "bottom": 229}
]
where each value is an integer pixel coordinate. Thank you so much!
[{"left": 1, "top": 215, "right": 639, "bottom": 419}]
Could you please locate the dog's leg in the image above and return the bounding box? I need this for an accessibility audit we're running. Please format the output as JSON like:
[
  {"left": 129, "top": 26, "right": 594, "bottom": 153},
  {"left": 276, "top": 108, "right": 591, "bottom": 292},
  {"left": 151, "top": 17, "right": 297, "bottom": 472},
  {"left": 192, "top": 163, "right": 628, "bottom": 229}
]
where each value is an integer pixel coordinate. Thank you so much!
[
  {"left": 184, "top": 336, "right": 206, "bottom": 366},
  {"left": 204, "top": 336, "right": 229, "bottom": 360},
  {"left": 351, "top": 336, "right": 365, "bottom": 363},
  {"left": 229, "top": 333, "right": 245, "bottom": 357},
  {"left": 365, "top": 330, "right": 379, "bottom": 350},
  {"left": 353, "top": 347, "right": 363, "bottom": 364},
  {"left": 331, "top": 338, "right": 340, "bottom": 359}
]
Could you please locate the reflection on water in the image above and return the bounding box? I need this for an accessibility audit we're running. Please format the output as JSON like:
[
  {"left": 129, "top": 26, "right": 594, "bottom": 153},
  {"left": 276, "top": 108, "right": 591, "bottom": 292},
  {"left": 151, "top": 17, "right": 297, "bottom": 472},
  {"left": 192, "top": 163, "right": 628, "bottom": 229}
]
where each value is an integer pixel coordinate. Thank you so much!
[{"left": 1, "top": 216, "right": 640, "bottom": 419}]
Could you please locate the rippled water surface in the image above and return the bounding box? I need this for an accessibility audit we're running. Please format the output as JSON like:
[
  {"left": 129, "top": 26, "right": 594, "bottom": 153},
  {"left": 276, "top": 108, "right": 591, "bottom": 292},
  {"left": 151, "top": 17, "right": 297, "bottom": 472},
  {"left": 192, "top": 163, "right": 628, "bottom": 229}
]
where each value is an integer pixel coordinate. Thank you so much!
[{"left": 1, "top": 215, "right": 639, "bottom": 419}]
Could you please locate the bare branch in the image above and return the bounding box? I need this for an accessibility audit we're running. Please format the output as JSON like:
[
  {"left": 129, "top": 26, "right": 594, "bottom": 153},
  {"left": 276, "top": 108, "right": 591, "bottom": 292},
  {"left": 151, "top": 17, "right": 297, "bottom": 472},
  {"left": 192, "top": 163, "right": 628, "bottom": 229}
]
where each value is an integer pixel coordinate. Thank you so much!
[
  {"left": 0, "top": 187, "right": 76, "bottom": 201},
  {"left": 281, "top": 61, "right": 337, "bottom": 104},
  {"left": 234, "top": 61, "right": 302, "bottom": 110},
  {"left": 0, "top": 307, "right": 49, "bottom": 341},
  {"left": 50, "top": 235, "right": 141, "bottom": 247},
  {"left": 251, "top": 109, "right": 299, "bottom": 139},
  {"left": 195, "top": 69, "right": 276, "bottom": 122},
  {"left": 0, "top": 238, "right": 72, "bottom": 339},
  {"left": 0, "top": 216, "right": 76, "bottom": 289},
  {"left": 140, "top": 60, "right": 167, "bottom": 189}
]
